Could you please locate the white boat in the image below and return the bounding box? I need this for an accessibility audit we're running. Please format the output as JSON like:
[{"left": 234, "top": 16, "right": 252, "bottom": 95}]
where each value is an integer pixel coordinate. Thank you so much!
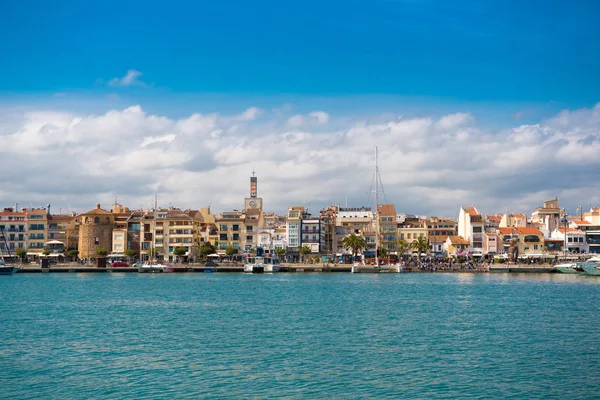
[
  {"left": 555, "top": 263, "right": 584, "bottom": 274},
  {"left": 0, "top": 229, "right": 21, "bottom": 275},
  {"left": 244, "top": 255, "right": 280, "bottom": 273},
  {"left": 578, "top": 256, "right": 600, "bottom": 276},
  {"left": 138, "top": 260, "right": 174, "bottom": 273}
]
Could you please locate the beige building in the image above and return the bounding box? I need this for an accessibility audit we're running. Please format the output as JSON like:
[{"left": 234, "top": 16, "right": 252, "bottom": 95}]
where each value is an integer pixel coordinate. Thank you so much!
[
  {"left": 334, "top": 207, "right": 375, "bottom": 255},
  {"left": 26, "top": 207, "right": 50, "bottom": 257},
  {"left": 77, "top": 204, "right": 115, "bottom": 261},
  {"left": 443, "top": 236, "right": 470, "bottom": 257},
  {"left": 531, "top": 197, "right": 561, "bottom": 235},
  {"left": 0, "top": 206, "right": 27, "bottom": 257},
  {"left": 377, "top": 204, "right": 397, "bottom": 252},
  {"left": 499, "top": 213, "right": 527, "bottom": 228},
  {"left": 497, "top": 227, "right": 545, "bottom": 255}
]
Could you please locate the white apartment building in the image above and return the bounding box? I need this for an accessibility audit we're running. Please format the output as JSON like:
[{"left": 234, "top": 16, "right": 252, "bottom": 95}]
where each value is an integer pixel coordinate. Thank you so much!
[{"left": 457, "top": 206, "right": 484, "bottom": 254}]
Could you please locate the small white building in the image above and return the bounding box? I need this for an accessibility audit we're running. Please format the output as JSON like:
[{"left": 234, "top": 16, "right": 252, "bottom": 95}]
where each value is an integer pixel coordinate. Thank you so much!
[{"left": 550, "top": 228, "right": 588, "bottom": 253}]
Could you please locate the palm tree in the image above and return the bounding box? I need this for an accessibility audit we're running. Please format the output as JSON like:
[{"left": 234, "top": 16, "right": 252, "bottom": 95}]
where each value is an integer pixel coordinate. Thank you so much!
[
  {"left": 397, "top": 239, "right": 411, "bottom": 261},
  {"left": 299, "top": 245, "right": 311, "bottom": 263},
  {"left": 411, "top": 237, "right": 430, "bottom": 261},
  {"left": 341, "top": 233, "right": 368, "bottom": 262}
]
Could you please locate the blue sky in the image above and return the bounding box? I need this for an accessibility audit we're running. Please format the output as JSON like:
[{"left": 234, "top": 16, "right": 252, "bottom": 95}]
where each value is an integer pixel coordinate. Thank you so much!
[
  {"left": 0, "top": 0, "right": 599, "bottom": 216},
  {"left": 1, "top": 0, "right": 599, "bottom": 106}
]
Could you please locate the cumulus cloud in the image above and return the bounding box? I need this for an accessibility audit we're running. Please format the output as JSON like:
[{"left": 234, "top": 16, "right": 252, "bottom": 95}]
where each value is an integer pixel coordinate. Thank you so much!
[
  {"left": 236, "top": 107, "right": 263, "bottom": 121},
  {"left": 108, "top": 69, "right": 146, "bottom": 87},
  {"left": 0, "top": 103, "right": 599, "bottom": 217},
  {"left": 435, "top": 112, "right": 474, "bottom": 130}
]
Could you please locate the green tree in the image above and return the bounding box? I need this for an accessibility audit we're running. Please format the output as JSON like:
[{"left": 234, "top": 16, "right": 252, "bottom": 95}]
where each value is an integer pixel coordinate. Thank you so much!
[
  {"left": 198, "top": 242, "right": 216, "bottom": 259},
  {"left": 124, "top": 249, "right": 137, "bottom": 261},
  {"left": 378, "top": 247, "right": 388, "bottom": 259},
  {"left": 300, "top": 245, "right": 311, "bottom": 263},
  {"left": 15, "top": 247, "right": 26, "bottom": 261},
  {"left": 341, "top": 233, "right": 368, "bottom": 261},
  {"left": 411, "top": 237, "right": 430, "bottom": 261},
  {"left": 396, "top": 239, "right": 411, "bottom": 261},
  {"left": 173, "top": 247, "right": 187, "bottom": 262},
  {"left": 42, "top": 249, "right": 51, "bottom": 256},
  {"left": 96, "top": 247, "right": 107, "bottom": 257},
  {"left": 67, "top": 249, "right": 79, "bottom": 261},
  {"left": 275, "top": 247, "right": 286, "bottom": 259},
  {"left": 225, "top": 245, "right": 238, "bottom": 257}
]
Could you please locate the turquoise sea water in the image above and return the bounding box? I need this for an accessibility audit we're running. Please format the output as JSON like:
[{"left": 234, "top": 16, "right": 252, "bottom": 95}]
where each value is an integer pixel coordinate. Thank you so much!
[{"left": 1, "top": 273, "right": 599, "bottom": 399}]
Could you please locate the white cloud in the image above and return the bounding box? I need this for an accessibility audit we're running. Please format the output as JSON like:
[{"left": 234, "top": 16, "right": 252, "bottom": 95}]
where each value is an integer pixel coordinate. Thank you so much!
[
  {"left": 308, "top": 111, "right": 329, "bottom": 124},
  {"left": 108, "top": 69, "right": 146, "bottom": 87},
  {"left": 0, "top": 102, "right": 599, "bottom": 217},
  {"left": 436, "top": 112, "right": 474, "bottom": 130},
  {"left": 236, "top": 107, "right": 263, "bottom": 121}
]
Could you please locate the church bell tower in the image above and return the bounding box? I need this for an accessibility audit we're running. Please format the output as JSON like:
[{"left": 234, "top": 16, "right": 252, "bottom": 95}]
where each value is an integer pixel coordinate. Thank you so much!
[{"left": 244, "top": 169, "right": 263, "bottom": 210}]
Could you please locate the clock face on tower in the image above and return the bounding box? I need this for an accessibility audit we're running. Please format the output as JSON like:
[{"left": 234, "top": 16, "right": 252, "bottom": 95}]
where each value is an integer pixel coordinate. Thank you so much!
[{"left": 249, "top": 201, "right": 256, "bottom": 208}]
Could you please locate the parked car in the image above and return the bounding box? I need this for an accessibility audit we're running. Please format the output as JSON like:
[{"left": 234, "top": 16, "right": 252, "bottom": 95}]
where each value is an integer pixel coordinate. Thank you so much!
[{"left": 111, "top": 261, "right": 129, "bottom": 267}]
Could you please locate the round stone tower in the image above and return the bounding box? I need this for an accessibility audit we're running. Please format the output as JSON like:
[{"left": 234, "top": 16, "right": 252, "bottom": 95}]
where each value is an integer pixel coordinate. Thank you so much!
[{"left": 77, "top": 204, "right": 115, "bottom": 260}]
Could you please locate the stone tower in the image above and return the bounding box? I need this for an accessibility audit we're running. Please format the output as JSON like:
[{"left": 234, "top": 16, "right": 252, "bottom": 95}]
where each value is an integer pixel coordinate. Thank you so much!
[{"left": 77, "top": 204, "right": 115, "bottom": 260}]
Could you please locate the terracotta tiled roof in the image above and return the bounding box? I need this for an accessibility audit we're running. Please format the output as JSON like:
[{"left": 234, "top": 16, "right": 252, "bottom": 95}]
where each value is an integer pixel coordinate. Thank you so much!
[
  {"left": 558, "top": 228, "right": 583, "bottom": 234},
  {"left": 448, "top": 235, "right": 470, "bottom": 245},
  {"left": 377, "top": 204, "right": 396, "bottom": 216},
  {"left": 498, "top": 227, "right": 543, "bottom": 235},
  {"left": 462, "top": 206, "right": 480, "bottom": 217},
  {"left": 428, "top": 235, "right": 449, "bottom": 243},
  {"left": 572, "top": 220, "right": 591, "bottom": 225},
  {"left": 485, "top": 215, "right": 501, "bottom": 221}
]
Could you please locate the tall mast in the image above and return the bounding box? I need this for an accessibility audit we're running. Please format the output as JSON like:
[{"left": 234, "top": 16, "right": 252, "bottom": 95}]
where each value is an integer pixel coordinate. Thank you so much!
[
  {"left": 375, "top": 147, "right": 379, "bottom": 267},
  {"left": 153, "top": 194, "right": 157, "bottom": 261}
]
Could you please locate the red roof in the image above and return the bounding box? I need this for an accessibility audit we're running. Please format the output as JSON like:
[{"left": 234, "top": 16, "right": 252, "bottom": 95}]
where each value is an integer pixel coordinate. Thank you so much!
[{"left": 498, "top": 227, "right": 543, "bottom": 235}]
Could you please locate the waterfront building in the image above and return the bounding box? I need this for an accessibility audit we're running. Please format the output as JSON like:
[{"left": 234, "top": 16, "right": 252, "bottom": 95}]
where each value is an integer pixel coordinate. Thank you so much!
[
  {"left": 443, "top": 236, "right": 470, "bottom": 257},
  {"left": 46, "top": 214, "right": 76, "bottom": 255},
  {"left": 76, "top": 204, "right": 115, "bottom": 261},
  {"left": 425, "top": 216, "right": 457, "bottom": 237},
  {"left": 319, "top": 205, "right": 337, "bottom": 257},
  {"left": 484, "top": 231, "right": 500, "bottom": 255},
  {"left": 216, "top": 210, "right": 246, "bottom": 254},
  {"left": 428, "top": 235, "right": 448, "bottom": 256},
  {"left": 301, "top": 212, "right": 321, "bottom": 254},
  {"left": 531, "top": 197, "right": 561, "bottom": 236},
  {"left": 578, "top": 207, "right": 600, "bottom": 254},
  {"left": 286, "top": 206, "right": 304, "bottom": 259},
  {"left": 397, "top": 218, "right": 428, "bottom": 244},
  {"left": 497, "top": 227, "right": 545, "bottom": 255},
  {"left": 334, "top": 207, "right": 375, "bottom": 255},
  {"left": 0, "top": 206, "right": 27, "bottom": 257},
  {"left": 484, "top": 214, "right": 502, "bottom": 232},
  {"left": 457, "top": 206, "right": 484, "bottom": 255},
  {"left": 377, "top": 204, "right": 397, "bottom": 252},
  {"left": 550, "top": 228, "right": 588, "bottom": 253},
  {"left": 26, "top": 206, "right": 50, "bottom": 258},
  {"left": 126, "top": 211, "right": 144, "bottom": 258},
  {"left": 499, "top": 213, "right": 527, "bottom": 228}
]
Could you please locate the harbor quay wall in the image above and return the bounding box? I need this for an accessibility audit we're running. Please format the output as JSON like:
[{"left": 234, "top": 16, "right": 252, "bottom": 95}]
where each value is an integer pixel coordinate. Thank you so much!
[{"left": 15, "top": 263, "right": 560, "bottom": 273}]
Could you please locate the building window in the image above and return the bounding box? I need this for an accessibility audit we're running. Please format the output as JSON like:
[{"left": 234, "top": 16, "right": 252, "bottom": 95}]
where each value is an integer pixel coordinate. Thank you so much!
[
  {"left": 246, "top": 236, "right": 252, "bottom": 241},
  {"left": 232, "top": 225, "right": 239, "bottom": 231},
  {"left": 94, "top": 217, "right": 100, "bottom": 224},
  {"left": 233, "top": 234, "right": 239, "bottom": 240},
  {"left": 219, "top": 224, "right": 228, "bottom": 231},
  {"left": 219, "top": 234, "right": 227, "bottom": 241}
]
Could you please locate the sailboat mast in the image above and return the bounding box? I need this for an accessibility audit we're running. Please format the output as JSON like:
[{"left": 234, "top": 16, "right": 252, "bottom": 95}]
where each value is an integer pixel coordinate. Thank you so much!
[
  {"left": 375, "top": 147, "right": 379, "bottom": 267},
  {"left": 153, "top": 194, "right": 157, "bottom": 261}
]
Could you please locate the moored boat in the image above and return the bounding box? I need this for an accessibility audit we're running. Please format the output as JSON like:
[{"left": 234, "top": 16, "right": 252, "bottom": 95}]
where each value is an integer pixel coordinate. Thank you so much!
[
  {"left": 138, "top": 260, "right": 173, "bottom": 273},
  {"left": 579, "top": 256, "right": 600, "bottom": 276},
  {"left": 0, "top": 261, "right": 20, "bottom": 275},
  {"left": 244, "top": 255, "right": 280, "bottom": 273},
  {"left": 555, "top": 263, "right": 585, "bottom": 274}
]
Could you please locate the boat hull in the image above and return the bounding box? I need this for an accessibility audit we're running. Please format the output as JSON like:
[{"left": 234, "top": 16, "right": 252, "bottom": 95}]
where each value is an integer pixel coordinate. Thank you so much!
[
  {"left": 0, "top": 266, "right": 19, "bottom": 275},
  {"left": 555, "top": 264, "right": 584, "bottom": 274},
  {"left": 580, "top": 263, "right": 600, "bottom": 276}
]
